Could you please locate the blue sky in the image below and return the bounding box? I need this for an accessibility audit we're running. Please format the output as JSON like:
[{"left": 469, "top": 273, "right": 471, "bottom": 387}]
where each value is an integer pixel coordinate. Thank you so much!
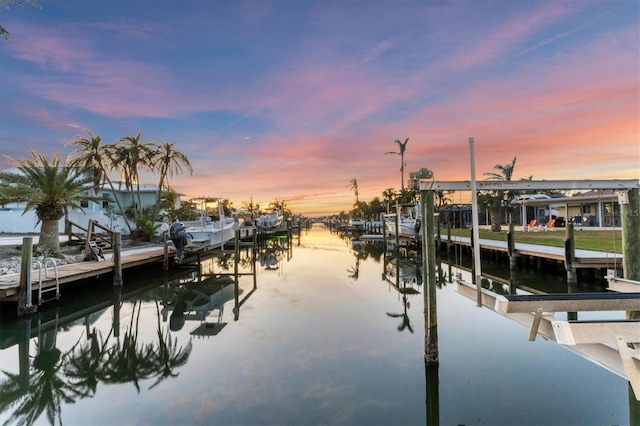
[{"left": 1, "top": 0, "right": 638, "bottom": 215}]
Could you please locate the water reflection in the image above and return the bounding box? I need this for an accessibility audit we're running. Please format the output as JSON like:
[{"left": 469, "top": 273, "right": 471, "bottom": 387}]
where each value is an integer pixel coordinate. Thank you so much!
[
  {"left": 382, "top": 251, "right": 423, "bottom": 335},
  {"left": 0, "top": 245, "right": 261, "bottom": 426},
  {"left": 0, "top": 227, "right": 633, "bottom": 425},
  {"left": 344, "top": 234, "right": 386, "bottom": 282},
  {"left": 162, "top": 275, "right": 236, "bottom": 335},
  {"left": 0, "top": 296, "right": 193, "bottom": 425}
]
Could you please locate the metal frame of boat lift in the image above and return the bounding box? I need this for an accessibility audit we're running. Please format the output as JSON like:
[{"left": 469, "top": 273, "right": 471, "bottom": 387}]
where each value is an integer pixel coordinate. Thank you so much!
[{"left": 455, "top": 275, "right": 640, "bottom": 400}]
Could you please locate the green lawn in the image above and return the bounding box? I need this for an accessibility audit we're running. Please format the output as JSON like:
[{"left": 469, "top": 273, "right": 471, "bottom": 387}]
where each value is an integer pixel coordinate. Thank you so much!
[{"left": 446, "top": 227, "right": 624, "bottom": 254}]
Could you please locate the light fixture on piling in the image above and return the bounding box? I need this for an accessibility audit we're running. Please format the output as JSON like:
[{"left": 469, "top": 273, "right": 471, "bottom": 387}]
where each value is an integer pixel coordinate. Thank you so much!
[{"left": 409, "top": 168, "right": 434, "bottom": 190}]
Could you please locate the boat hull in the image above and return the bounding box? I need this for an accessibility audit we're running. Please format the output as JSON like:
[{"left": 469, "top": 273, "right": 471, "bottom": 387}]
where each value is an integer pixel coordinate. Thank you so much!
[
  {"left": 385, "top": 219, "right": 419, "bottom": 238},
  {"left": 185, "top": 221, "right": 236, "bottom": 250}
]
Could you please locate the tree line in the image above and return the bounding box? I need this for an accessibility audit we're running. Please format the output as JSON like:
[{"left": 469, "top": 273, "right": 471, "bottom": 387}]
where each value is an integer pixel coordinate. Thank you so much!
[{"left": 342, "top": 139, "right": 533, "bottom": 231}]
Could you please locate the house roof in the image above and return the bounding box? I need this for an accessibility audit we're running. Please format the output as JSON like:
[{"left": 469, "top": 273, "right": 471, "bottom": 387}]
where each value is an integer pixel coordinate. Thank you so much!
[{"left": 102, "top": 181, "right": 159, "bottom": 193}]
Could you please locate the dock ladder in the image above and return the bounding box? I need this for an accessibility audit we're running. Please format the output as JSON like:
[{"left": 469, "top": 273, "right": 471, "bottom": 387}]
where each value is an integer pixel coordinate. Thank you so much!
[{"left": 31, "top": 258, "right": 60, "bottom": 305}]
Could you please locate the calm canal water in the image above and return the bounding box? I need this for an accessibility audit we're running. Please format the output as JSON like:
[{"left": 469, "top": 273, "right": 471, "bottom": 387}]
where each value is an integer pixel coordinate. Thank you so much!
[{"left": 0, "top": 224, "right": 634, "bottom": 425}]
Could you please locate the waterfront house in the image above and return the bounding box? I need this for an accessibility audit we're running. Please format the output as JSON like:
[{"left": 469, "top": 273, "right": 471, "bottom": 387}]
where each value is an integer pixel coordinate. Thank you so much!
[
  {"left": 513, "top": 190, "right": 622, "bottom": 228},
  {"left": 0, "top": 167, "right": 172, "bottom": 234}
]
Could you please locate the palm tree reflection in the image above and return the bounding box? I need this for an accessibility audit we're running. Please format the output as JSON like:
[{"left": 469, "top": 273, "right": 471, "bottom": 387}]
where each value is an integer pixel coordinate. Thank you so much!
[
  {"left": 0, "top": 321, "right": 82, "bottom": 426},
  {"left": 0, "top": 298, "right": 192, "bottom": 425},
  {"left": 387, "top": 294, "right": 414, "bottom": 333}
]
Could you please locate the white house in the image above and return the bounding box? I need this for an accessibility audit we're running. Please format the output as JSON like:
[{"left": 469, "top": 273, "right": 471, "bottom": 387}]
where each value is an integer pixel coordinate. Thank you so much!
[{"left": 0, "top": 169, "right": 171, "bottom": 234}]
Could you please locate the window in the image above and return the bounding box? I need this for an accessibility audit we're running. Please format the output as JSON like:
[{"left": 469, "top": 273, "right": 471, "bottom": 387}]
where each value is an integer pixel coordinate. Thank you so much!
[
  {"left": 102, "top": 201, "right": 109, "bottom": 209},
  {"left": 80, "top": 200, "right": 89, "bottom": 208}
]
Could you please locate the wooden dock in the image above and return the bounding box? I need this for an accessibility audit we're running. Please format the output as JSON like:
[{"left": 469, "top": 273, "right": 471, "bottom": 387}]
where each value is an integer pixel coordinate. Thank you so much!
[
  {"left": 442, "top": 235, "right": 622, "bottom": 268},
  {"left": 0, "top": 245, "right": 174, "bottom": 302}
]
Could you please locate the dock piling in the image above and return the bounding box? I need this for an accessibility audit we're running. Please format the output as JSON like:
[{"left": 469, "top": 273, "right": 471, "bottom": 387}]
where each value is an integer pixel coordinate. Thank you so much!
[
  {"left": 163, "top": 231, "right": 169, "bottom": 271},
  {"left": 421, "top": 189, "right": 439, "bottom": 364},
  {"left": 507, "top": 223, "right": 516, "bottom": 269},
  {"left": 565, "top": 223, "right": 577, "bottom": 285},
  {"left": 18, "top": 237, "right": 36, "bottom": 316},
  {"left": 113, "top": 232, "right": 123, "bottom": 286}
]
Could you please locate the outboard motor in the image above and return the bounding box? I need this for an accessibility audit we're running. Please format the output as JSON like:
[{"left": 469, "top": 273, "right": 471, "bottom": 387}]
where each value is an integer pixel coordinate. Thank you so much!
[
  {"left": 414, "top": 218, "right": 422, "bottom": 234},
  {"left": 169, "top": 222, "right": 187, "bottom": 263}
]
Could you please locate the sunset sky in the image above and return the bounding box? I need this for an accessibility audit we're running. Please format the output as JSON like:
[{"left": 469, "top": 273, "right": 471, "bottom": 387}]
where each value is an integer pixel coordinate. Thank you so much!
[{"left": 1, "top": 0, "right": 638, "bottom": 216}]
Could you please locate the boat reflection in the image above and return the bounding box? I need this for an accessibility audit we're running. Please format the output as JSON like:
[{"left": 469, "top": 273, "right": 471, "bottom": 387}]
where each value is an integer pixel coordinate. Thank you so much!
[
  {"left": 382, "top": 251, "right": 423, "bottom": 334},
  {"left": 383, "top": 251, "right": 423, "bottom": 294},
  {"left": 161, "top": 274, "right": 238, "bottom": 336},
  {"left": 257, "top": 238, "right": 287, "bottom": 271}
]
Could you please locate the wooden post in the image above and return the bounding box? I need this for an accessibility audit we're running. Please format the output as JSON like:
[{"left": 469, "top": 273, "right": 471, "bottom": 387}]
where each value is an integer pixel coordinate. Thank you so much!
[
  {"left": 234, "top": 229, "right": 240, "bottom": 277},
  {"left": 621, "top": 188, "right": 640, "bottom": 281},
  {"left": 425, "top": 362, "right": 440, "bottom": 426},
  {"left": 436, "top": 218, "right": 441, "bottom": 257},
  {"left": 113, "top": 232, "right": 123, "bottom": 286},
  {"left": 621, "top": 187, "right": 639, "bottom": 320},
  {"left": 17, "top": 317, "right": 31, "bottom": 389},
  {"left": 84, "top": 219, "right": 94, "bottom": 257},
  {"left": 394, "top": 210, "right": 400, "bottom": 250},
  {"left": 18, "top": 237, "right": 36, "bottom": 316},
  {"left": 112, "top": 284, "right": 122, "bottom": 338},
  {"left": 252, "top": 229, "right": 258, "bottom": 286},
  {"left": 163, "top": 230, "right": 169, "bottom": 271},
  {"left": 507, "top": 223, "right": 516, "bottom": 269},
  {"left": 564, "top": 223, "right": 577, "bottom": 285},
  {"left": 422, "top": 190, "right": 438, "bottom": 364},
  {"left": 469, "top": 228, "right": 476, "bottom": 285},
  {"left": 382, "top": 213, "right": 387, "bottom": 241},
  {"left": 446, "top": 222, "right": 452, "bottom": 256}
]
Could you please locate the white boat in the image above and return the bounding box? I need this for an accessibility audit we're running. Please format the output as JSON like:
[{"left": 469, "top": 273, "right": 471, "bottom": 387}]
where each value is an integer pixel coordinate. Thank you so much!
[
  {"left": 255, "top": 209, "right": 283, "bottom": 230},
  {"left": 182, "top": 215, "right": 236, "bottom": 250},
  {"left": 385, "top": 203, "right": 421, "bottom": 238},
  {"left": 349, "top": 218, "right": 365, "bottom": 228},
  {"left": 181, "top": 199, "right": 237, "bottom": 251}
]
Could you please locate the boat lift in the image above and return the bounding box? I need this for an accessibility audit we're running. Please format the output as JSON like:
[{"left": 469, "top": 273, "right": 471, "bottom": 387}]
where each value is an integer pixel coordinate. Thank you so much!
[{"left": 456, "top": 274, "right": 640, "bottom": 400}]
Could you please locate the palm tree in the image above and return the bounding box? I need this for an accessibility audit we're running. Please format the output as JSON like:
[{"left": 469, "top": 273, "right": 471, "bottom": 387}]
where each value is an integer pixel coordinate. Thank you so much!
[
  {"left": 0, "top": 148, "right": 97, "bottom": 254},
  {"left": 481, "top": 156, "right": 522, "bottom": 232},
  {"left": 434, "top": 190, "right": 453, "bottom": 208},
  {"left": 385, "top": 137, "right": 409, "bottom": 191},
  {"left": 156, "top": 189, "right": 179, "bottom": 213},
  {"left": 382, "top": 187, "right": 396, "bottom": 212},
  {"left": 153, "top": 139, "right": 193, "bottom": 204},
  {"left": 1, "top": 0, "right": 41, "bottom": 42},
  {"left": 347, "top": 178, "right": 359, "bottom": 205},
  {"left": 269, "top": 198, "right": 290, "bottom": 217},
  {"left": 114, "top": 130, "right": 155, "bottom": 220},
  {"left": 484, "top": 156, "right": 517, "bottom": 182},
  {"left": 368, "top": 197, "right": 385, "bottom": 220},
  {"left": 241, "top": 197, "right": 258, "bottom": 222},
  {"left": 66, "top": 130, "right": 132, "bottom": 233}
]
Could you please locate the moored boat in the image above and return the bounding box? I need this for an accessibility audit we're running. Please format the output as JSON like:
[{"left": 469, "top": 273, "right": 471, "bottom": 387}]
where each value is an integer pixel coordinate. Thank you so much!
[
  {"left": 255, "top": 209, "right": 283, "bottom": 230},
  {"left": 385, "top": 203, "right": 421, "bottom": 238},
  {"left": 182, "top": 215, "right": 236, "bottom": 250},
  {"left": 169, "top": 198, "right": 237, "bottom": 262}
]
